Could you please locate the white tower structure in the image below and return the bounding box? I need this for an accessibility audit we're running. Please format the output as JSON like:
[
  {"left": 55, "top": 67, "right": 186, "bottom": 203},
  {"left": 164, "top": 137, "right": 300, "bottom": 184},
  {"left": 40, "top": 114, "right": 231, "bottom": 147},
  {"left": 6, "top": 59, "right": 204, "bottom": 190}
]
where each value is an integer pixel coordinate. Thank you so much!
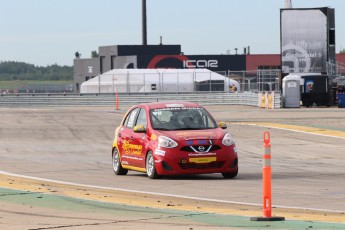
[{"left": 284, "top": 0, "right": 292, "bottom": 8}]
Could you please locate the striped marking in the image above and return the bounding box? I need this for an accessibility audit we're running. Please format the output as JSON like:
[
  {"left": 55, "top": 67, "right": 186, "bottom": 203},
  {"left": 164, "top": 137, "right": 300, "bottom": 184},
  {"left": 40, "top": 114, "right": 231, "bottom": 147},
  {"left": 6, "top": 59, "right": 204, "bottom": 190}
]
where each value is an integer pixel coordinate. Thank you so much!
[
  {"left": 263, "top": 159, "right": 271, "bottom": 167},
  {"left": 238, "top": 122, "right": 345, "bottom": 139},
  {"left": 264, "top": 147, "right": 271, "bottom": 155}
]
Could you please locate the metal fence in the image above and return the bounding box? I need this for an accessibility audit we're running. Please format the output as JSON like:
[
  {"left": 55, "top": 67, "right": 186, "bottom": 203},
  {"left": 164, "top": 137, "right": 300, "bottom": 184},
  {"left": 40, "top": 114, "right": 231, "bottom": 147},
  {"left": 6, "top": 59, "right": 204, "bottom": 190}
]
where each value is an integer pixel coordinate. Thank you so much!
[
  {"left": 0, "top": 92, "right": 282, "bottom": 109},
  {"left": 228, "top": 69, "right": 281, "bottom": 92},
  {"left": 1, "top": 69, "right": 282, "bottom": 95},
  {"left": 327, "top": 61, "right": 345, "bottom": 77},
  {"left": 79, "top": 69, "right": 281, "bottom": 94},
  {"left": 0, "top": 83, "right": 73, "bottom": 94},
  {"left": 3, "top": 64, "right": 345, "bottom": 95}
]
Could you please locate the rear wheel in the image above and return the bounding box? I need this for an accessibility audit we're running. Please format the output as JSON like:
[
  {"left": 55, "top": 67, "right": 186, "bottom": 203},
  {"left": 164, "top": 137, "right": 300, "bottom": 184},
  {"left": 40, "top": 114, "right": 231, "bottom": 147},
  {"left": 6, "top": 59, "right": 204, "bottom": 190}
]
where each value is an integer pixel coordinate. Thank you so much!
[
  {"left": 222, "top": 169, "right": 238, "bottom": 179},
  {"left": 146, "top": 151, "right": 159, "bottom": 179},
  {"left": 112, "top": 148, "right": 128, "bottom": 175}
]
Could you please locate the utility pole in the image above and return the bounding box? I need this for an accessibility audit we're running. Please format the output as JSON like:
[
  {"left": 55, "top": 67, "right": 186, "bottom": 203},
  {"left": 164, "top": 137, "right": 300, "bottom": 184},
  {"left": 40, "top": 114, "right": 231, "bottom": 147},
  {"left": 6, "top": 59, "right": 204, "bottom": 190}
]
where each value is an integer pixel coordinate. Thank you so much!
[{"left": 142, "top": 0, "right": 147, "bottom": 45}]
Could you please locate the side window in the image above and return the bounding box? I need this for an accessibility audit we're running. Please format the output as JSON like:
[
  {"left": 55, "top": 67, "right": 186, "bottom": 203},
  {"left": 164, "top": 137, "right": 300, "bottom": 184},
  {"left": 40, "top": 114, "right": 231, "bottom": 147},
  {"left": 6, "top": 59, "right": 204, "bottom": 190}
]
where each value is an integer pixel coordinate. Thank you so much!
[
  {"left": 136, "top": 109, "right": 147, "bottom": 129},
  {"left": 124, "top": 108, "right": 140, "bottom": 129}
]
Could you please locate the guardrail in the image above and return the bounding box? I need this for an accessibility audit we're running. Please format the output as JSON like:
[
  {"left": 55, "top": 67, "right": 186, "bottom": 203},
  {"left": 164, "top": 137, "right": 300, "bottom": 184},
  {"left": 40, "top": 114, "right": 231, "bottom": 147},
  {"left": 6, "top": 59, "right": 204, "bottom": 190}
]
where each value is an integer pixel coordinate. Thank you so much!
[{"left": 0, "top": 92, "right": 281, "bottom": 108}]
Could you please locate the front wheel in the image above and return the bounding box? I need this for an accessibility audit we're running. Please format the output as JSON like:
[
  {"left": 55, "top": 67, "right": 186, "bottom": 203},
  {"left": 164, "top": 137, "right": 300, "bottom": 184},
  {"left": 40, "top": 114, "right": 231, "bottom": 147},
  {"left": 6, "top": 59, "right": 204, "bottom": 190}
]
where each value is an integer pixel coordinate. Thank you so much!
[
  {"left": 112, "top": 148, "right": 128, "bottom": 175},
  {"left": 146, "top": 151, "right": 159, "bottom": 179},
  {"left": 222, "top": 169, "right": 238, "bottom": 179}
]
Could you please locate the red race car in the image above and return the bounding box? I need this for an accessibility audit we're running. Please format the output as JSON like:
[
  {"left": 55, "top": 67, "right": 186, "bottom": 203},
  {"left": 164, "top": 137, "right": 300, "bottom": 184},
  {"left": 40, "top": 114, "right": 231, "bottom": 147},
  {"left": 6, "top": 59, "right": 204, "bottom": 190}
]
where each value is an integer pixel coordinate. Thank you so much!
[{"left": 112, "top": 102, "right": 238, "bottom": 179}]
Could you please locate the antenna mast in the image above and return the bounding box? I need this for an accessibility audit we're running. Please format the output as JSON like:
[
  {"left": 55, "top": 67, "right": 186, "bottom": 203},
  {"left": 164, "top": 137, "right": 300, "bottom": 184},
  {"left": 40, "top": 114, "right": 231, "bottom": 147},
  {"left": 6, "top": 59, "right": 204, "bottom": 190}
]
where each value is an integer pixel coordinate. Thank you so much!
[{"left": 284, "top": 0, "right": 292, "bottom": 8}]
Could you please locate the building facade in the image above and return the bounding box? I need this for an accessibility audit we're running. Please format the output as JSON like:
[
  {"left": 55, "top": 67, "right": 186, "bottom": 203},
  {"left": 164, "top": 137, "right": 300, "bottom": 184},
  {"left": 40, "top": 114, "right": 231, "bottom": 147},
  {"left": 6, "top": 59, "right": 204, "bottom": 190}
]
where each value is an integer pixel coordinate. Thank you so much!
[{"left": 73, "top": 44, "right": 345, "bottom": 93}]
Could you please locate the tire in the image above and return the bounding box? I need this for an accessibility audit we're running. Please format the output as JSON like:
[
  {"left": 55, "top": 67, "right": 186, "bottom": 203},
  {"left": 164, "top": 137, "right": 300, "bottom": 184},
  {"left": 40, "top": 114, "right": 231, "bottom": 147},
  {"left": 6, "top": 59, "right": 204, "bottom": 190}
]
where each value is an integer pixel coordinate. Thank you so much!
[
  {"left": 222, "top": 169, "right": 238, "bottom": 179},
  {"left": 146, "top": 151, "right": 160, "bottom": 179},
  {"left": 112, "top": 148, "right": 128, "bottom": 175}
]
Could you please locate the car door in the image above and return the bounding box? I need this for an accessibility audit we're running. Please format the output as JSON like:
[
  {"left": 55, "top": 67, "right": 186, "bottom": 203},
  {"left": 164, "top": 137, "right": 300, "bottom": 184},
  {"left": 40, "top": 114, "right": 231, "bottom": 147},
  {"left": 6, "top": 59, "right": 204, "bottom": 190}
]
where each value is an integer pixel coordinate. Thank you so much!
[
  {"left": 117, "top": 107, "right": 140, "bottom": 167},
  {"left": 130, "top": 108, "right": 148, "bottom": 168}
]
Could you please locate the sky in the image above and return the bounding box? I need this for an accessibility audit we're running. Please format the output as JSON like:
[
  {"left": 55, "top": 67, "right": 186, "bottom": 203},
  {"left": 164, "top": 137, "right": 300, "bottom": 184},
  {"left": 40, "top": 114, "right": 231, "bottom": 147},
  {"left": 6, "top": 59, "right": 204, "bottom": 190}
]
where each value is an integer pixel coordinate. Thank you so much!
[{"left": 0, "top": 0, "right": 344, "bottom": 67}]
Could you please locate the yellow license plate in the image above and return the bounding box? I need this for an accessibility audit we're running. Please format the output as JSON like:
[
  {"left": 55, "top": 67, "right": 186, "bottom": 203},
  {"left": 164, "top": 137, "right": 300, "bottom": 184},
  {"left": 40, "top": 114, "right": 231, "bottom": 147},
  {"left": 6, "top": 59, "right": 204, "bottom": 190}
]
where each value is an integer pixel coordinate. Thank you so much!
[{"left": 189, "top": 157, "right": 216, "bottom": 163}]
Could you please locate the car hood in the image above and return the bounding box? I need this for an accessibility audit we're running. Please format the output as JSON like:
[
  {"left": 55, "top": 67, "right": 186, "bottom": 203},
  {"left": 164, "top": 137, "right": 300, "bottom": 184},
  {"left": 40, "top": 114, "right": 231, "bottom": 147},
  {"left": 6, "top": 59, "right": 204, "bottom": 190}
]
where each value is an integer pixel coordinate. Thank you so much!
[{"left": 155, "top": 128, "right": 225, "bottom": 141}]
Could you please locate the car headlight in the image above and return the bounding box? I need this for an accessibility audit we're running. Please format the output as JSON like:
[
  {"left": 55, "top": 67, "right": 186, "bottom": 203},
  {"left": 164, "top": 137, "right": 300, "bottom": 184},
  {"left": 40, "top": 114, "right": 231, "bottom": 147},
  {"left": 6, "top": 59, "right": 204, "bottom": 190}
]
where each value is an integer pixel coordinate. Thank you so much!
[
  {"left": 158, "top": 136, "right": 178, "bottom": 148},
  {"left": 222, "top": 133, "right": 234, "bottom": 146}
]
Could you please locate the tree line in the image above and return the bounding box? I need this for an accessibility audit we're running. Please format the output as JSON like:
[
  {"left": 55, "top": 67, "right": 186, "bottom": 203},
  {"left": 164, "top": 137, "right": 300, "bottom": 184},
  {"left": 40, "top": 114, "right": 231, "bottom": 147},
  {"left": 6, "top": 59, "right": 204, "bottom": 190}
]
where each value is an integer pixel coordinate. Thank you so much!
[{"left": 0, "top": 61, "right": 73, "bottom": 81}]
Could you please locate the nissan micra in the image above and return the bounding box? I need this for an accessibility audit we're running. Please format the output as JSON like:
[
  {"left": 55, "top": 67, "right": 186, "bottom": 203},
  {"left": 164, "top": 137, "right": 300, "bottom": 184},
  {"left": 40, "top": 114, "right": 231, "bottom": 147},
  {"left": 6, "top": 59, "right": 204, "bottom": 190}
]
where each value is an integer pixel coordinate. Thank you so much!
[{"left": 112, "top": 102, "right": 238, "bottom": 179}]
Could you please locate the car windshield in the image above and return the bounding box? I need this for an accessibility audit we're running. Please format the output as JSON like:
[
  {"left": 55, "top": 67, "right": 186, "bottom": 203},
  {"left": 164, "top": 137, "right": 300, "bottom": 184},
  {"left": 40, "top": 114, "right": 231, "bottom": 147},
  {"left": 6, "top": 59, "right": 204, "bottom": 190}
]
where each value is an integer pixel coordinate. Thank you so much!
[{"left": 150, "top": 107, "right": 218, "bottom": 130}]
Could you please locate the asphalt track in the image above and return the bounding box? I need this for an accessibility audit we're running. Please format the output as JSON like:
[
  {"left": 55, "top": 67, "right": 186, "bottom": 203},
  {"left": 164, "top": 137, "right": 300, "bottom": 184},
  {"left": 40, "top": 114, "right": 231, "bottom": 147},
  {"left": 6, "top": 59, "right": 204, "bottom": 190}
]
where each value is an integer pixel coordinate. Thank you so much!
[{"left": 0, "top": 104, "right": 345, "bottom": 229}]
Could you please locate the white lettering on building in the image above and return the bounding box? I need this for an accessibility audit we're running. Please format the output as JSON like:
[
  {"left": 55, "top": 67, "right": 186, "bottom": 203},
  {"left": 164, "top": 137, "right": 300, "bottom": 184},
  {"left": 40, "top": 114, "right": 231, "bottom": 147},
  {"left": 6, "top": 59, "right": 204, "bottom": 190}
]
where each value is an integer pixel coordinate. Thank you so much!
[{"left": 183, "top": 60, "right": 218, "bottom": 68}]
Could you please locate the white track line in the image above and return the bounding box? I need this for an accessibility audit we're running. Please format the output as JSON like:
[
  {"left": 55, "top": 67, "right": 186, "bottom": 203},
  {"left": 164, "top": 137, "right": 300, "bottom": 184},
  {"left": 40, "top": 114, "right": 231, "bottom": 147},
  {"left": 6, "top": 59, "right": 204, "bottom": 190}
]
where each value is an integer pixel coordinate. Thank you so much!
[{"left": 0, "top": 170, "right": 344, "bottom": 213}]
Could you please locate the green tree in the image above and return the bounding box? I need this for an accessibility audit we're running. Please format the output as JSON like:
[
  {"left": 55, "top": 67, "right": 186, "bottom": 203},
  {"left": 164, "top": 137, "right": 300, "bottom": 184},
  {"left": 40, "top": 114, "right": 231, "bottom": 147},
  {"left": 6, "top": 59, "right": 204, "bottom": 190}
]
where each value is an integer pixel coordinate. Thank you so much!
[
  {"left": 0, "top": 61, "right": 72, "bottom": 81},
  {"left": 340, "top": 49, "right": 345, "bottom": 54},
  {"left": 91, "top": 50, "right": 99, "bottom": 58}
]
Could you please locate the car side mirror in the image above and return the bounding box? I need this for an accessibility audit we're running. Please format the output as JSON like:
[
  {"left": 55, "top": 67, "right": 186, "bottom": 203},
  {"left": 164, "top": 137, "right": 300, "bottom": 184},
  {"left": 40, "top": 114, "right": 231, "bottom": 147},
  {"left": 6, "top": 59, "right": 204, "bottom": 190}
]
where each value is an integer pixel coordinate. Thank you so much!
[
  {"left": 133, "top": 124, "right": 146, "bottom": 133},
  {"left": 218, "top": 121, "right": 227, "bottom": 129}
]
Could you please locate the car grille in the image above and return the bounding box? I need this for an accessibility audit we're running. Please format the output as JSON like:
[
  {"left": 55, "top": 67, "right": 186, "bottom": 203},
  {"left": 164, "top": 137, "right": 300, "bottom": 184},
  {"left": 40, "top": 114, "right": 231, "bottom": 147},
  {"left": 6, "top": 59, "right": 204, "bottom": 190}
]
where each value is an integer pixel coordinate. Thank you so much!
[
  {"left": 179, "top": 145, "right": 221, "bottom": 153},
  {"left": 178, "top": 161, "right": 225, "bottom": 170}
]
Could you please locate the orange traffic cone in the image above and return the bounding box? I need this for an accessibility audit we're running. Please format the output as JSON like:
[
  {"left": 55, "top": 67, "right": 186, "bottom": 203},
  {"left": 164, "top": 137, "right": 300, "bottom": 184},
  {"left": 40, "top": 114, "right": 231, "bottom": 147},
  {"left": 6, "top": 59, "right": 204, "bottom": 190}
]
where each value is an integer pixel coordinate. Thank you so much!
[{"left": 251, "top": 131, "right": 285, "bottom": 221}]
